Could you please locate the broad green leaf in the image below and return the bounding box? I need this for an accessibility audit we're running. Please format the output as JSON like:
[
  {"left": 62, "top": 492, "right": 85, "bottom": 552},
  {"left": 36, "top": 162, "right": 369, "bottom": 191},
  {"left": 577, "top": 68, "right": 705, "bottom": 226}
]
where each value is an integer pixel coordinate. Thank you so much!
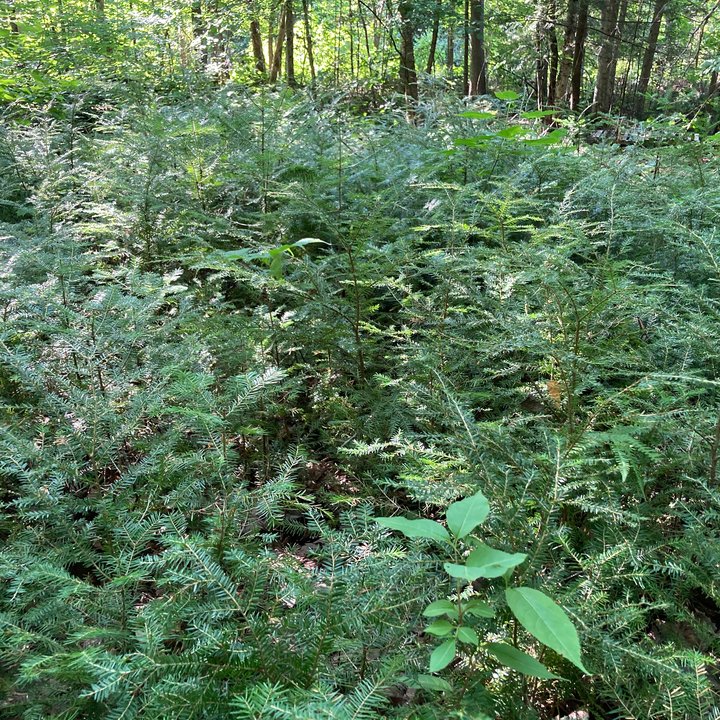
[
  {"left": 415, "top": 674, "right": 453, "bottom": 692},
  {"left": 222, "top": 248, "right": 262, "bottom": 261},
  {"left": 444, "top": 562, "right": 490, "bottom": 581},
  {"left": 484, "top": 642, "right": 562, "bottom": 680},
  {"left": 505, "top": 587, "right": 589, "bottom": 674},
  {"left": 462, "top": 598, "right": 495, "bottom": 618},
  {"left": 458, "top": 111, "right": 495, "bottom": 119},
  {"left": 446, "top": 490, "right": 490, "bottom": 538},
  {"left": 453, "top": 135, "right": 493, "bottom": 147},
  {"left": 429, "top": 639, "right": 456, "bottom": 672},
  {"left": 496, "top": 125, "right": 528, "bottom": 139},
  {"left": 522, "top": 129, "right": 568, "bottom": 146},
  {"left": 465, "top": 543, "right": 527, "bottom": 578},
  {"left": 423, "top": 600, "right": 459, "bottom": 618},
  {"left": 424, "top": 619, "right": 454, "bottom": 637},
  {"left": 269, "top": 254, "right": 285, "bottom": 279},
  {"left": 496, "top": 90, "right": 520, "bottom": 101},
  {"left": 520, "top": 109, "right": 556, "bottom": 119},
  {"left": 375, "top": 517, "right": 450, "bottom": 544},
  {"left": 456, "top": 626, "right": 479, "bottom": 646}
]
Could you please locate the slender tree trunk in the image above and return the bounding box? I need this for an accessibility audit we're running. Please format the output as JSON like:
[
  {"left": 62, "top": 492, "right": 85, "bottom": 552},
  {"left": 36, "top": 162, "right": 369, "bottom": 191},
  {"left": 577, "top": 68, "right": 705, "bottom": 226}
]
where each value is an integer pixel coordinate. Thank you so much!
[
  {"left": 463, "top": 0, "right": 469, "bottom": 94},
  {"left": 302, "top": 0, "right": 316, "bottom": 81},
  {"left": 709, "top": 70, "right": 719, "bottom": 97},
  {"left": 426, "top": 0, "right": 442, "bottom": 74},
  {"left": 606, "top": 0, "right": 629, "bottom": 107},
  {"left": 469, "top": 0, "right": 487, "bottom": 95},
  {"left": 556, "top": 0, "right": 578, "bottom": 103},
  {"left": 593, "top": 0, "right": 620, "bottom": 113},
  {"left": 95, "top": 0, "right": 105, "bottom": 15},
  {"left": 250, "top": 20, "right": 267, "bottom": 73},
  {"left": 285, "top": 0, "right": 296, "bottom": 86},
  {"left": 447, "top": 24, "right": 455, "bottom": 72},
  {"left": 635, "top": 0, "right": 667, "bottom": 117},
  {"left": 570, "top": 0, "right": 588, "bottom": 110},
  {"left": 547, "top": 0, "right": 559, "bottom": 105},
  {"left": 398, "top": 0, "right": 419, "bottom": 101},
  {"left": 269, "top": 5, "right": 287, "bottom": 82},
  {"left": 357, "top": 0, "right": 373, "bottom": 72},
  {"left": 535, "top": 1, "right": 548, "bottom": 106}
]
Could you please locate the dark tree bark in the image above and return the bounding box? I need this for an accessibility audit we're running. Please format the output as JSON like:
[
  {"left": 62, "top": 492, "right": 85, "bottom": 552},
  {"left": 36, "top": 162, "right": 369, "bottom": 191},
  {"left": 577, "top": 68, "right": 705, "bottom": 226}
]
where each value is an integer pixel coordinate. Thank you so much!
[
  {"left": 250, "top": 19, "right": 267, "bottom": 73},
  {"left": 285, "top": 0, "right": 296, "bottom": 86},
  {"left": 469, "top": 0, "right": 487, "bottom": 95},
  {"left": 302, "top": 0, "right": 316, "bottom": 81},
  {"left": 463, "top": 0, "right": 469, "bottom": 94},
  {"left": 709, "top": 70, "right": 719, "bottom": 98},
  {"left": 398, "top": 0, "right": 419, "bottom": 101},
  {"left": 535, "top": 1, "right": 548, "bottom": 106},
  {"left": 556, "top": 0, "right": 578, "bottom": 103},
  {"left": 605, "top": 0, "right": 629, "bottom": 107},
  {"left": 570, "top": 0, "right": 588, "bottom": 110},
  {"left": 593, "top": 0, "right": 621, "bottom": 112},
  {"left": 447, "top": 24, "right": 455, "bottom": 72},
  {"left": 547, "top": 0, "right": 559, "bottom": 105},
  {"left": 635, "top": 0, "right": 667, "bottom": 117},
  {"left": 269, "top": 5, "right": 287, "bottom": 82},
  {"left": 426, "top": 0, "right": 442, "bottom": 74}
]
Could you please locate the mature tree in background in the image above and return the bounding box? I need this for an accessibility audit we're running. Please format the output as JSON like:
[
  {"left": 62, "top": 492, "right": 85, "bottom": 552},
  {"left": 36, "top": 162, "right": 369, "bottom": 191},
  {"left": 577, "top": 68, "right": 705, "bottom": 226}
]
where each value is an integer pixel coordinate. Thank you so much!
[
  {"left": 250, "top": 17, "right": 268, "bottom": 74},
  {"left": 593, "top": 0, "right": 621, "bottom": 112},
  {"left": 398, "top": 0, "right": 419, "bottom": 100},
  {"left": 469, "top": 0, "right": 487, "bottom": 95},
  {"left": 302, "top": 0, "right": 316, "bottom": 81},
  {"left": 426, "top": 0, "right": 442, "bottom": 74},
  {"left": 570, "top": 0, "right": 589, "bottom": 109},
  {"left": 556, "top": 0, "right": 579, "bottom": 102},
  {"left": 285, "top": 0, "right": 296, "bottom": 86},
  {"left": 636, "top": 0, "right": 668, "bottom": 116}
]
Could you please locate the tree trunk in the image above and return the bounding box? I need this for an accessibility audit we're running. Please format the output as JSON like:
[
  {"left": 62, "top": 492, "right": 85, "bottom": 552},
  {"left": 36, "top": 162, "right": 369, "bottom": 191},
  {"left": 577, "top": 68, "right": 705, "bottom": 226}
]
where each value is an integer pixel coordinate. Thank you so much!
[
  {"left": 556, "top": 0, "right": 578, "bottom": 103},
  {"left": 635, "top": 0, "right": 667, "bottom": 117},
  {"left": 447, "top": 24, "right": 455, "bottom": 72},
  {"left": 593, "top": 0, "right": 620, "bottom": 113},
  {"left": 250, "top": 20, "right": 267, "bottom": 74},
  {"left": 535, "top": 1, "right": 548, "bottom": 106},
  {"left": 269, "top": 5, "right": 287, "bottom": 82},
  {"left": 606, "top": 0, "right": 629, "bottom": 107},
  {"left": 570, "top": 0, "right": 588, "bottom": 110},
  {"left": 463, "top": 0, "right": 469, "bottom": 94},
  {"left": 302, "top": 0, "right": 316, "bottom": 81},
  {"left": 547, "top": 0, "right": 559, "bottom": 105},
  {"left": 285, "top": 0, "right": 296, "bottom": 86},
  {"left": 426, "top": 0, "right": 442, "bottom": 74},
  {"left": 398, "top": 1, "right": 419, "bottom": 101},
  {"left": 95, "top": 0, "right": 105, "bottom": 15},
  {"left": 709, "top": 70, "right": 719, "bottom": 98},
  {"left": 469, "top": 0, "right": 487, "bottom": 95}
]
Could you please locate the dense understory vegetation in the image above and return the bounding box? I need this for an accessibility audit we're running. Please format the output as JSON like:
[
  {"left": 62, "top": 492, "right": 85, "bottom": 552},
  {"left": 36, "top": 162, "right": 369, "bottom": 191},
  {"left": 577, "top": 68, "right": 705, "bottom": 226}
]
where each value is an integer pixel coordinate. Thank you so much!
[
  {"left": 2, "top": 83, "right": 720, "bottom": 719},
  {"left": 3, "top": 2, "right": 720, "bottom": 718}
]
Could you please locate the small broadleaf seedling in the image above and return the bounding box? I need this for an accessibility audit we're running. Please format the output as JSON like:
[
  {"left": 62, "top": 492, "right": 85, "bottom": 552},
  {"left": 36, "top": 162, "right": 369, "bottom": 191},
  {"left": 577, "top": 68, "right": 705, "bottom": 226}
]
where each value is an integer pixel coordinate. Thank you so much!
[{"left": 376, "top": 490, "right": 589, "bottom": 680}]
